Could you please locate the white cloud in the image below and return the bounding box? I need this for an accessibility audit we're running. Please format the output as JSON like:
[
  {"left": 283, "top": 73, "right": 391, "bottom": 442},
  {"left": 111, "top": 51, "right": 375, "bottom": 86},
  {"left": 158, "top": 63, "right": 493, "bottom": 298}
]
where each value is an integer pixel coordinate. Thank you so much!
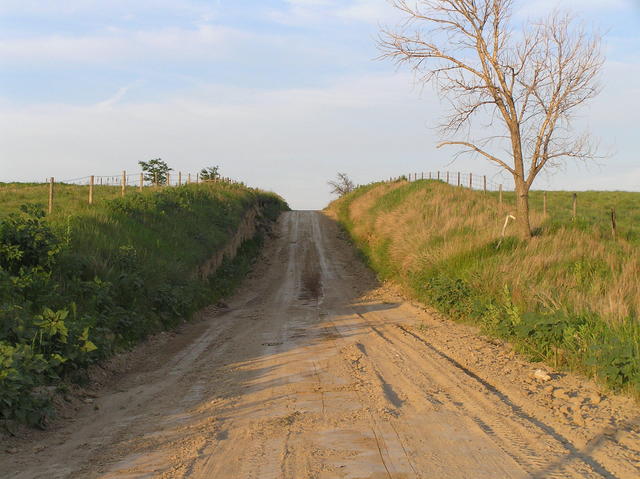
[
  {"left": 516, "top": 0, "right": 635, "bottom": 17},
  {"left": 95, "top": 81, "right": 143, "bottom": 109},
  {"left": 0, "top": 0, "right": 219, "bottom": 18},
  {"left": 272, "top": 0, "right": 395, "bottom": 26},
  {"left": 0, "top": 25, "right": 250, "bottom": 64}
]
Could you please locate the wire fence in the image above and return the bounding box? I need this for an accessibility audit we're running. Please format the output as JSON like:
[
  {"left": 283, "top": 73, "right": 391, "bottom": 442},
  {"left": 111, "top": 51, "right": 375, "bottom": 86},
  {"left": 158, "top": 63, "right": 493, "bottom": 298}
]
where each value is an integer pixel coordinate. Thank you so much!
[
  {"left": 55, "top": 171, "right": 237, "bottom": 188},
  {"left": 384, "top": 170, "right": 633, "bottom": 241},
  {"left": 388, "top": 170, "right": 513, "bottom": 193},
  {"left": 0, "top": 171, "right": 241, "bottom": 215}
]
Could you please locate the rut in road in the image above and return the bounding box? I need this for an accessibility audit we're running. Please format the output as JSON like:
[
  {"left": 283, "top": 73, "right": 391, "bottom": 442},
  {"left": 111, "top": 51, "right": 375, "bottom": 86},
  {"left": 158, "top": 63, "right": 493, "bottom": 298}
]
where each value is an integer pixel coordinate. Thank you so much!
[{"left": 4, "top": 211, "right": 639, "bottom": 479}]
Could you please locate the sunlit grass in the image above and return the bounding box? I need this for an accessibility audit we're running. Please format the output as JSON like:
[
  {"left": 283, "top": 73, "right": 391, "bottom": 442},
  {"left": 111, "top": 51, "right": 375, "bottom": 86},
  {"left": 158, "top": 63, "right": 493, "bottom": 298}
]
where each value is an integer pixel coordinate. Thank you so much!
[{"left": 331, "top": 180, "right": 640, "bottom": 394}]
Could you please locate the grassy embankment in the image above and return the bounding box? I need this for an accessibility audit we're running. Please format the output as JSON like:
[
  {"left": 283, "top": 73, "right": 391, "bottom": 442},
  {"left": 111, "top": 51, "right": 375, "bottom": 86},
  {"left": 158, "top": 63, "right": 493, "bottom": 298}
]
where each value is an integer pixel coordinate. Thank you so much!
[
  {"left": 330, "top": 180, "right": 640, "bottom": 395},
  {"left": 0, "top": 182, "right": 288, "bottom": 428}
]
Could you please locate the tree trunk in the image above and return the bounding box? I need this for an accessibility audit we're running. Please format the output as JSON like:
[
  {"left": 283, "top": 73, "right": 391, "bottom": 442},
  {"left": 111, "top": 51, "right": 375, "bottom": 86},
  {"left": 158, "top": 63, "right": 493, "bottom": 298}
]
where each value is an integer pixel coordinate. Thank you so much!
[{"left": 514, "top": 180, "right": 532, "bottom": 239}]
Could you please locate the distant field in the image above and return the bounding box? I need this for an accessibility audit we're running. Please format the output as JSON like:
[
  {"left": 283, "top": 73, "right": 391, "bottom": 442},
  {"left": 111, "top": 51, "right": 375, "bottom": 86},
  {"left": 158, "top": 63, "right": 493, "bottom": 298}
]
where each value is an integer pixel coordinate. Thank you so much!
[
  {"left": 0, "top": 182, "right": 133, "bottom": 218},
  {"left": 488, "top": 189, "right": 640, "bottom": 242}
]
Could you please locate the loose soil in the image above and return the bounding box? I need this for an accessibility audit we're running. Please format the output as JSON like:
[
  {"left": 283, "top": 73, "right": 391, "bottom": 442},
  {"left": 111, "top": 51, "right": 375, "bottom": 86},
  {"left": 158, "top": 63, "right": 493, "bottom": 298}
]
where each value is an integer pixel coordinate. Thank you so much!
[{"left": 2, "top": 211, "right": 639, "bottom": 478}]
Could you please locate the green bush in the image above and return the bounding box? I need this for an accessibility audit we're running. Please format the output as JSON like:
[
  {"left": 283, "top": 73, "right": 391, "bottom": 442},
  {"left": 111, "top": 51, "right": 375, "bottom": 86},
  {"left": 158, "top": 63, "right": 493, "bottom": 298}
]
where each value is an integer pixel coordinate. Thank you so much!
[{"left": 0, "top": 184, "right": 287, "bottom": 427}]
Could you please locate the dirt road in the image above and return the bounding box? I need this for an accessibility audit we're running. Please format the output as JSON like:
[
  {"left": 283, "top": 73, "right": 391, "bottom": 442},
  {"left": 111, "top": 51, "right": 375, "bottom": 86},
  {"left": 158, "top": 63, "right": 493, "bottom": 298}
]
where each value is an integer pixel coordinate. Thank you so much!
[{"left": 3, "top": 211, "right": 640, "bottom": 478}]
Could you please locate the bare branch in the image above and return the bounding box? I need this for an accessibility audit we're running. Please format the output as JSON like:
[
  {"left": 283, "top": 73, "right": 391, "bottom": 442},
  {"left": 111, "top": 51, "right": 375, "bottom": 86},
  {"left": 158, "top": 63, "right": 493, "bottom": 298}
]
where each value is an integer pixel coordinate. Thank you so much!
[
  {"left": 437, "top": 141, "right": 515, "bottom": 174},
  {"left": 328, "top": 173, "right": 356, "bottom": 197},
  {"left": 379, "top": 0, "right": 604, "bottom": 238}
]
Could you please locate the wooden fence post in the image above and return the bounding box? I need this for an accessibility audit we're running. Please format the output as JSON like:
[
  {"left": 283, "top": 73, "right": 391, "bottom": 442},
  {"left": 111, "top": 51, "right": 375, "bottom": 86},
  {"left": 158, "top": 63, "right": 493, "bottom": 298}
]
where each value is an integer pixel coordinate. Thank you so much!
[
  {"left": 543, "top": 191, "right": 547, "bottom": 218},
  {"left": 437, "top": 171, "right": 440, "bottom": 181},
  {"left": 457, "top": 172, "right": 460, "bottom": 187},
  {"left": 48, "top": 177, "right": 54, "bottom": 214},
  {"left": 121, "top": 170, "right": 126, "bottom": 197},
  {"left": 572, "top": 193, "right": 577, "bottom": 221},
  {"left": 429, "top": 172, "right": 432, "bottom": 179},
  {"left": 179, "top": 171, "right": 182, "bottom": 186},
  {"left": 611, "top": 207, "right": 617, "bottom": 241},
  {"left": 139, "top": 172, "right": 143, "bottom": 191},
  {"left": 188, "top": 173, "right": 191, "bottom": 184},
  {"left": 421, "top": 172, "right": 424, "bottom": 180},
  {"left": 483, "top": 175, "right": 487, "bottom": 193},
  {"left": 446, "top": 171, "right": 450, "bottom": 184},
  {"left": 469, "top": 172, "right": 472, "bottom": 189},
  {"left": 89, "top": 175, "right": 94, "bottom": 205}
]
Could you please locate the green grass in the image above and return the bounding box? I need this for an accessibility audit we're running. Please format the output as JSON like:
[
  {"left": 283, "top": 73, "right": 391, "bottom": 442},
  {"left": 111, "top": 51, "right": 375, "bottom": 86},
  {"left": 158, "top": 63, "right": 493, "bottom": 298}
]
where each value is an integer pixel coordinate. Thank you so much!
[
  {"left": 0, "top": 181, "right": 288, "bottom": 428},
  {"left": 330, "top": 180, "right": 640, "bottom": 397},
  {"left": 0, "top": 182, "right": 124, "bottom": 218},
  {"left": 488, "top": 189, "right": 640, "bottom": 242}
]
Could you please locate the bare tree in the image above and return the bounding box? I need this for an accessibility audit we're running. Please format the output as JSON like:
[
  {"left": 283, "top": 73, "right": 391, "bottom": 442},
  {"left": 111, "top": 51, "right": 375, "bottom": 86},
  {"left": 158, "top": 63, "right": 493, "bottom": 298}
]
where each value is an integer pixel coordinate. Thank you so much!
[
  {"left": 379, "top": 0, "right": 604, "bottom": 238},
  {"left": 328, "top": 173, "right": 356, "bottom": 197}
]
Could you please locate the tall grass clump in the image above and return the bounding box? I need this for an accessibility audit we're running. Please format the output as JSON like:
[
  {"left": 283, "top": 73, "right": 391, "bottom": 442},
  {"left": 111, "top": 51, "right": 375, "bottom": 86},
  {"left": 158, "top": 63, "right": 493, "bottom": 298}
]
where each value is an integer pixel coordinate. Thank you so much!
[
  {"left": 0, "top": 182, "right": 288, "bottom": 428},
  {"left": 330, "top": 180, "right": 640, "bottom": 395}
]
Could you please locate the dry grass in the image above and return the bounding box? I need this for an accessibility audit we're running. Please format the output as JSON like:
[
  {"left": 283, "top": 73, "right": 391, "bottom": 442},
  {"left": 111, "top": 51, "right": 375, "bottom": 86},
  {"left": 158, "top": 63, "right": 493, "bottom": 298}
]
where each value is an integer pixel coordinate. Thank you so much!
[
  {"left": 341, "top": 180, "right": 639, "bottom": 325},
  {"left": 331, "top": 180, "right": 640, "bottom": 392}
]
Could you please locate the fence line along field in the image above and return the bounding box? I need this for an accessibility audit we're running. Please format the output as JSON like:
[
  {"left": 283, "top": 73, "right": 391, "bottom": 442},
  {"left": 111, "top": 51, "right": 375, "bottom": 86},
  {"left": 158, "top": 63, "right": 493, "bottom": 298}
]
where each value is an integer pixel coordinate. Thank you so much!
[
  {"left": 389, "top": 172, "right": 639, "bottom": 243},
  {"left": 0, "top": 171, "right": 240, "bottom": 218}
]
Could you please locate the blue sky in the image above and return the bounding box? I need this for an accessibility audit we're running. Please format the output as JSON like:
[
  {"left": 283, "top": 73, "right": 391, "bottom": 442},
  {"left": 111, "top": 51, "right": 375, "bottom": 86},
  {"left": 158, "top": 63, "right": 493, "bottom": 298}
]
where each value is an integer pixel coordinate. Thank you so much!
[{"left": 1, "top": 0, "right": 639, "bottom": 209}]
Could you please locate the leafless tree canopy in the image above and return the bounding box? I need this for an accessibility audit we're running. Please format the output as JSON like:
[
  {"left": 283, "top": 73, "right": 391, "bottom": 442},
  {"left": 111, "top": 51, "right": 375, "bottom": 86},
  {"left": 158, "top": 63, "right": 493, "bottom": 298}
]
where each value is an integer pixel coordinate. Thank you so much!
[
  {"left": 379, "top": 0, "right": 604, "bottom": 237},
  {"left": 328, "top": 173, "right": 356, "bottom": 197}
]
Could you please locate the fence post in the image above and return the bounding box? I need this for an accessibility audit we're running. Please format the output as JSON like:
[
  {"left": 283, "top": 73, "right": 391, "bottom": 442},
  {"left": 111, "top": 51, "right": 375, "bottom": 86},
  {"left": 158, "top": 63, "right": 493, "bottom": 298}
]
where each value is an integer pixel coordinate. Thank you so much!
[
  {"left": 89, "top": 175, "right": 94, "bottom": 205},
  {"left": 421, "top": 172, "right": 424, "bottom": 180},
  {"left": 139, "top": 172, "right": 144, "bottom": 191},
  {"left": 572, "top": 193, "right": 577, "bottom": 221},
  {"left": 446, "top": 171, "right": 450, "bottom": 184},
  {"left": 469, "top": 172, "right": 472, "bottom": 189},
  {"left": 611, "top": 207, "right": 617, "bottom": 241},
  {"left": 188, "top": 173, "right": 191, "bottom": 184},
  {"left": 457, "top": 172, "right": 460, "bottom": 187},
  {"left": 48, "top": 177, "right": 54, "bottom": 214},
  {"left": 196, "top": 173, "right": 199, "bottom": 184},
  {"left": 121, "top": 170, "right": 126, "bottom": 197},
  {"left": 179, "top": 171, "right": 182, "bottom": 186},
  {"left": 499, "top": 184, "right": 503, "bottom": 206},
  {"left": 483, "top": 175, "right": 487, "bottom": 193},
  {"left": 543, "top": 191, "right": 547, "bottom": 218}
]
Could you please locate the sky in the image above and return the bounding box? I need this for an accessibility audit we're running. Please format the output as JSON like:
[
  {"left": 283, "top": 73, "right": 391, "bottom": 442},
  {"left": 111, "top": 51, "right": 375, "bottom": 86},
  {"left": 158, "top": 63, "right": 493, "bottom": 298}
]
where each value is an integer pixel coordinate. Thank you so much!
[{"left": 1, "top": 0, "right": 639, "bottom": 209}]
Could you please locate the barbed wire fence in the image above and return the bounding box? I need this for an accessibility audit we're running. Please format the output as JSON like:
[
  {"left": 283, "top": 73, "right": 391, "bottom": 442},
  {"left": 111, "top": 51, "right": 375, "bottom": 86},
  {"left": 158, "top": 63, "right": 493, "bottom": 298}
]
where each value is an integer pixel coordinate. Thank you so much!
[
  {"left": 382, "top": 170, "right": 623, "bottom": 240},
  {"left": 388, "top": 170, "right": 513, "bottom": 192},
  {"left": 0, "top": 171, "right": 241, "bottom": 215}
]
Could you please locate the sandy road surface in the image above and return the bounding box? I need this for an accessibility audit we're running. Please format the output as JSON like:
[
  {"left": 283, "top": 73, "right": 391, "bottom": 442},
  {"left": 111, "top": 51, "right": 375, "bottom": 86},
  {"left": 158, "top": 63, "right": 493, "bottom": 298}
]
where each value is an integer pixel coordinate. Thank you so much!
[{"left": 3, "top": 211, "right": 640, "bottom": 478}]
